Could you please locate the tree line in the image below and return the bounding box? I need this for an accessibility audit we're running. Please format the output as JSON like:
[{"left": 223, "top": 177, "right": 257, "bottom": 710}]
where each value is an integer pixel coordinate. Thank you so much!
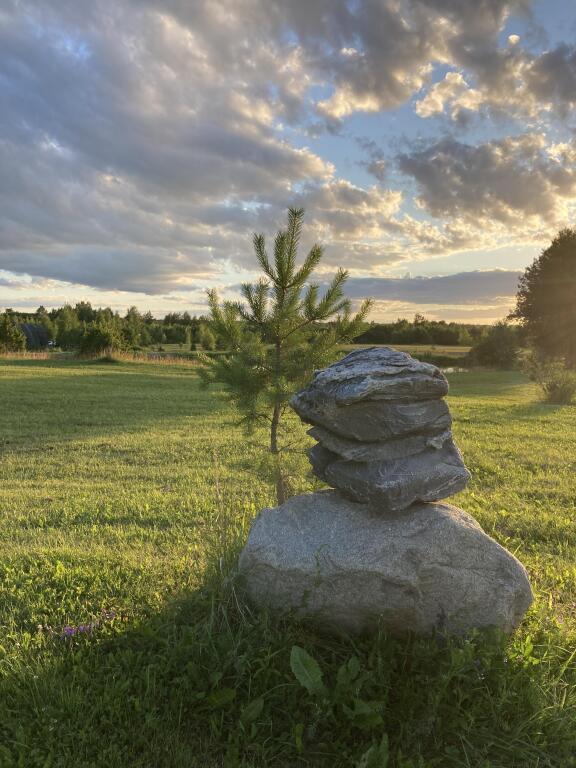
[
  {"left": 0, "top": 303, "right": 217, "bottom": 354},
  {"left": 0, "top": 300, "right": 500, "bottom": 359},
  {"left": 355, "top": 315, "right": 482, "bottom": 346}
]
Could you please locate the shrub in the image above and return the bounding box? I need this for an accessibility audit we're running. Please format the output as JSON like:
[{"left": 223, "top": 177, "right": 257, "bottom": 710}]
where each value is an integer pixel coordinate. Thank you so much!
[
  {"left": 524, "top": 353, "right": 576, "bottom": 404},
  {"left": 470, "top": 322, "right": 520, "bottom": 369},
  {"left": 80, "top": 320, "right": 124, "bottom": 356}
]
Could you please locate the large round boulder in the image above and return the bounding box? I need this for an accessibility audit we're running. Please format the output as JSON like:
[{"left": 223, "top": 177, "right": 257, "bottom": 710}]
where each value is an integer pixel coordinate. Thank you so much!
[{"left": 238, "top": 491, "right": 533, "bottom": 636}]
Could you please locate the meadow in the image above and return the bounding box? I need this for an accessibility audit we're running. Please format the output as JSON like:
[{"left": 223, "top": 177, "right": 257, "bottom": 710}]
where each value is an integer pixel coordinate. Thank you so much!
[
  {"left": 138, "top": 343, "right": 471, "bottom": 364},
  {"left": 0, "top": 358, "right": 575, "bottom": 767}
]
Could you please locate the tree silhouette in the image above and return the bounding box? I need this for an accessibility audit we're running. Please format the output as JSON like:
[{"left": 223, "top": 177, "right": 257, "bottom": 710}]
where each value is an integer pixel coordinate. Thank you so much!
[{"left": 512, "top": 228, "right": 576, "bottom": 366}]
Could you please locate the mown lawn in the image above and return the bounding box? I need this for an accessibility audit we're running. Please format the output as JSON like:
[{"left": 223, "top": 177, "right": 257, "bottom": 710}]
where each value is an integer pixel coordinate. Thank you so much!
[{"left": 0, "top": 359, "right": 574, "bottom": 767}]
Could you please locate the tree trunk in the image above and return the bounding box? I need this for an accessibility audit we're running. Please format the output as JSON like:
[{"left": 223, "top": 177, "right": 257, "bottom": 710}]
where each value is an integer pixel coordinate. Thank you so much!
[
  {"left": 270, "top": 339, "right": 286, "bottom": 505},
  {"left": 270, "top": 401, "right": 286, "bottom": 505}
]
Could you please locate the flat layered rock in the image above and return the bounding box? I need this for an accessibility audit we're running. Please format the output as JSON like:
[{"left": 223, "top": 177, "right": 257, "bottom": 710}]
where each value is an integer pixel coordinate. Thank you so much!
[
  {"left": 239, "top": 491, "right": 533, "bottom": 636},
  {"left": 299, "top": 347, "right": 448, "bottom": 405},
  {"left": 308, "top": 425, "right": 452, "bottom": 462},
  {"left": 309, "top": 440, "right": 470, "bottom": 511},
  {"left": 292, "top": 394, "right": 451, "bottom": 441}
]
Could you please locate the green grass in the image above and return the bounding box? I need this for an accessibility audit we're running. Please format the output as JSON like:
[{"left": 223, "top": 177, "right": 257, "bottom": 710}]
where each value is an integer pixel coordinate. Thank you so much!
[
  {"left": 0, "top": 359, "right": 575, "bottom": 767},
  {"left": 344, "top": 344, "right": 472, "bottom": 359},
  {"left": 63, "top": 342, "right": 472, "bottom": 363}
]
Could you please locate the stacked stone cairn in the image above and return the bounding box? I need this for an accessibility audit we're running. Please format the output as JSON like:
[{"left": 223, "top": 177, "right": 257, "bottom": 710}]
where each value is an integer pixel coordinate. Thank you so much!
[{"left": 239, "top": 347, "right": 533, "bottom": 636}]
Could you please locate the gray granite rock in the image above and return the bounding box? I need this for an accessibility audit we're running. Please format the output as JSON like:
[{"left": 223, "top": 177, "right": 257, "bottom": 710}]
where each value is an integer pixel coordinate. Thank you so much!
[
  {"left": 309, "top": 439, "right": 470, "bottom": 511},
  {"left": 238, "top": 491, "right": 533, "bottom": 636},
  {"left": 308, "top": 443, "right": 335, "bottom": 483},
  {"left": 293, "top": 395, "right": 451, "bottom": 441},
  {"left": 305, "top": 346, "right": 449, "bottom": 404},
  {"left": 308, "top": 425, "right": 452, "bottom": 462}
]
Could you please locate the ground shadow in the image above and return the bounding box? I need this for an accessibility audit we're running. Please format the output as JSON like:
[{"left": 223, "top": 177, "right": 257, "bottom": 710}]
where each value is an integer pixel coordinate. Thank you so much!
[{"left": 1, "top": 563, "right": 573, "bottom": 768}]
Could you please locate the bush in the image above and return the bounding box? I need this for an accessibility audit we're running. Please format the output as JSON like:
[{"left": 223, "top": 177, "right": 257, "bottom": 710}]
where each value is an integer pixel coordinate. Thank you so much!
[
  {"left": 470, "top": 322, "right": 520, "bottom": 369},
  {"left": 80, "top": 320, "right": 124, "bottom": 356},
  {"left": 524, "top": 353, "right": 576, "bottom": 404}
]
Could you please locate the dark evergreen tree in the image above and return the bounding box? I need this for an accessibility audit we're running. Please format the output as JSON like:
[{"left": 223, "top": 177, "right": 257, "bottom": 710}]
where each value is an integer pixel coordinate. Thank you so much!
[{"left": 149, "top": 324, "right": 166, "bottom": 344}]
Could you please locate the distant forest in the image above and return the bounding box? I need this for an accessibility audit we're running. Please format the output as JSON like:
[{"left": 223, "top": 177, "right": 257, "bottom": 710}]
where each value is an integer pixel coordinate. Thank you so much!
[{"left": 5, "top": 303, "right": 489, "bottom": 352}]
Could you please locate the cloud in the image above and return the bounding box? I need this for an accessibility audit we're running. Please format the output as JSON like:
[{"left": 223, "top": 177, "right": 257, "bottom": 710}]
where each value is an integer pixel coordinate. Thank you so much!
[
  {"left": 415, "top": 43, "right": 576, "bottom": 122},
  {"left": 0, "top": 1, "right": 338, "bottom": 291},
  {"left": 398, "top": 134, "right": 576, "bottom": 226},
  {"left": 309, "top": 0, "right": 532, "bottom": 121},
  {"left": 0, "top": 0, "right": 574, "bottom": 301},
  {"left": 526, "top": 44, "right": 576, "bottom": 113},
  {"left": 355, "top": 137, "right": 387, "bottom": 182},
  {"left": 228, "top": 268, "right": 521, "bottom": 323},
  {"left": 415, "top": 72, "right": 485, "bottom": 121},
  {"left": 295, "top": 181, "right": 403, "bottom": 240},
  {"left": 343, "top": 270, "right": 521, "bottom": 305}
]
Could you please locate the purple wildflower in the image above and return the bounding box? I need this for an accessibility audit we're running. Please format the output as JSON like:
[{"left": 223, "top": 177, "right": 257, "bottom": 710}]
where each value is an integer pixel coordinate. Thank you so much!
[{"left": 59, "top": 609, "right": 117, "bottom": 639}]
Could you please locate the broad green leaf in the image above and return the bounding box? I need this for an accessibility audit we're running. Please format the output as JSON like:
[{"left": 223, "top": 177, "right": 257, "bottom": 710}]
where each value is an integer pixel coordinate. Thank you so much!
[
  {"left": 357, "top": 733, "right": 389, "bottom": 768},
  {"left": 343, "top": 698, "right": 384, "bottom": 730},
  {"left": 240, "top": 697, "right": 264, "bottom": 725},
  {"left": 206, "top": 687, "right": 236, "bottom": 708},
  {"left": 337, "top": 655, "right": 361, "bottom": 689},
  {"left": 290, "top": 645, "right": 326, "bottom": 697}
]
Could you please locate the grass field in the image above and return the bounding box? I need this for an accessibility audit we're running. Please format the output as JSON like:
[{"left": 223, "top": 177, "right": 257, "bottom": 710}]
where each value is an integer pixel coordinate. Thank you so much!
[
  {"left": 0, "top": 358, "right": 575, "bottom": 767},
  {"left": 134, "top": 343, "right": 472, "bottom": 362},
  {"left": 342, "top": 344, "right": 472, "bottom": 358}
]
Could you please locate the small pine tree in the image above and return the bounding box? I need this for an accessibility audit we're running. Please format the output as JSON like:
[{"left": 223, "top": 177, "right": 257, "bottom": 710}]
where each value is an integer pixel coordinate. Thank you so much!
[
  {"left": 201, "top": 207, "right": 372, "bottom": 504},
  {"left": 0, "top": 311, "right": 26, "bottom": 352}
]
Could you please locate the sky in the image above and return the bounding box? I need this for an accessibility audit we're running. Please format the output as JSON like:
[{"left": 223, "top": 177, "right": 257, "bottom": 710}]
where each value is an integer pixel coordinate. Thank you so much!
[{"left": 1, "top": 0, "right": 575, "bottom": 322}]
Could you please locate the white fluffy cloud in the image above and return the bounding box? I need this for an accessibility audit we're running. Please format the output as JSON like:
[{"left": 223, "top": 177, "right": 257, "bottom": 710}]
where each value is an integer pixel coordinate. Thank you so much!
[
  {"left": 415, "top": 43, "right": 576, "bottom": 122},
  {"left": 415, "top": 72, "right": 485, "bottom": 121}
]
